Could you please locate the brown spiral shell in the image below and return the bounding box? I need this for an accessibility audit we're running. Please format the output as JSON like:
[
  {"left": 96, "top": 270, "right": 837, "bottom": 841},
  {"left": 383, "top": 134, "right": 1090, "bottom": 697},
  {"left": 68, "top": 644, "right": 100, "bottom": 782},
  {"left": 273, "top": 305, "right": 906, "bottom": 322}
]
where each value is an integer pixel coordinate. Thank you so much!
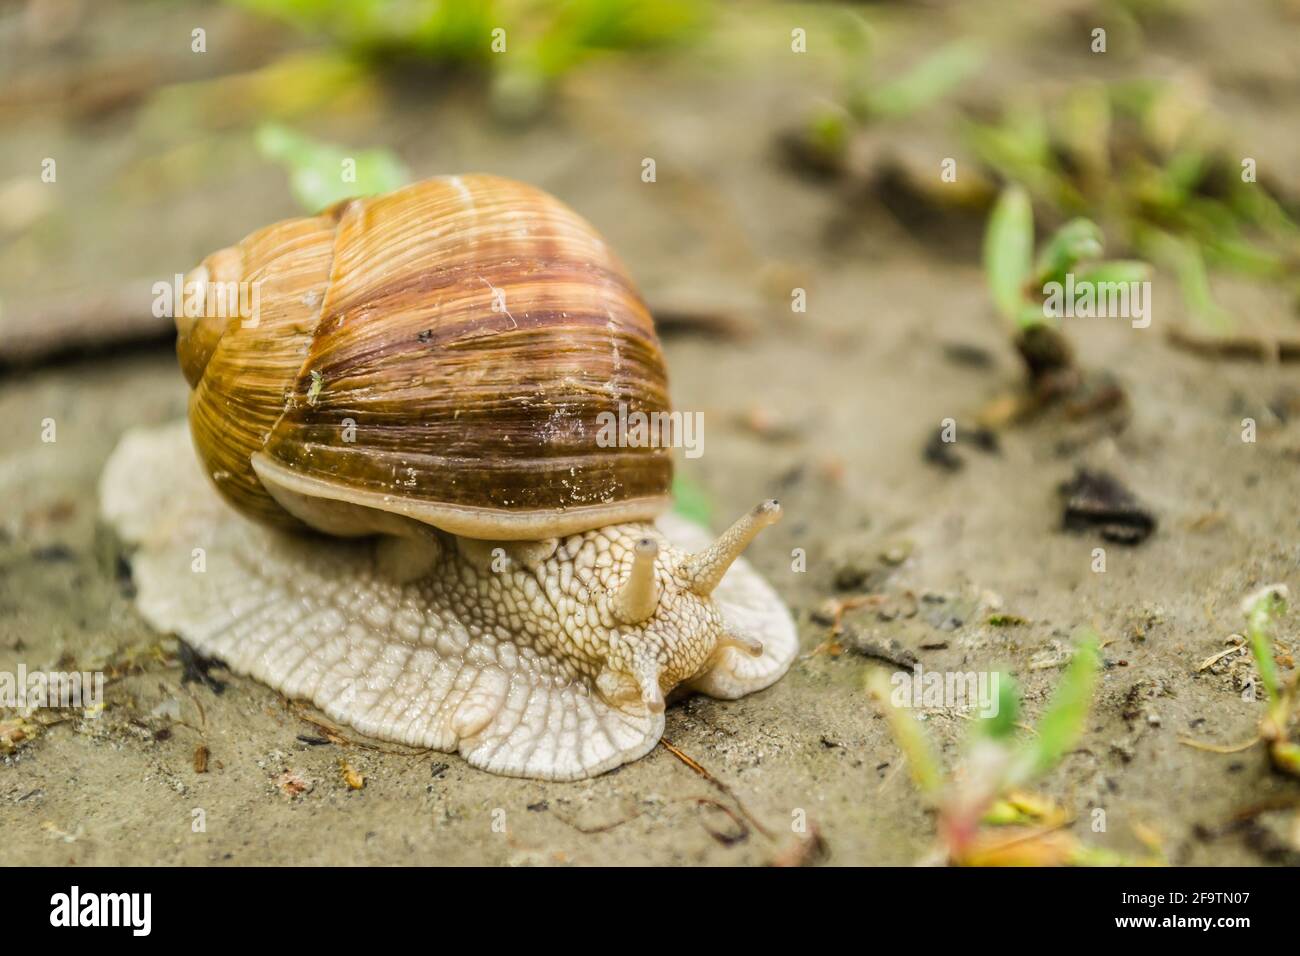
[{"left": 176, "top": 174, "right": 673, "bottom": 540}]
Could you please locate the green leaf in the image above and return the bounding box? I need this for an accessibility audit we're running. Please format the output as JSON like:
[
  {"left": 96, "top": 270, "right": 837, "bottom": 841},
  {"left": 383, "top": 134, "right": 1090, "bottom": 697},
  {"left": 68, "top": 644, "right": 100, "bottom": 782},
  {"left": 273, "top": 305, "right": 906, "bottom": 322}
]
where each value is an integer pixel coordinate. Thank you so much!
[
  {"left": 1228, "top": 179, "right": 1300, "bottom": 240},
  {"left": 256, "top": 122, "right": 410, "bottom": 213},
  {"left": 1012, "top": 631, "right": 1100, "bottom": 783},
  {"left": 865, "top": 669, "right": 945, "bottom": 796},
  {"left": 855, "top": 40, "right": 985, "bottom": 121},
  {"left": 671, "top": 472, "right": 713, "bottom": 526},
  {"left": 961, "top": 103, "right": 1065, "bottom": 207},
  {"left": 1244, "top": 586, "right": 1287, "bottom": 705},
  {"left": 1034, "top": 218, "right": 1104, "bottom": 287},
  {"left": 1073, "top": 260, "right": 1153, "bottom": 287},
  {"left": 807, "top": 105, "right": 851, "bottom": 160},
  {"left": 233, "top": 0, "right": 501, "bottom": 65},
  {"left": 974, "top": 672, "right": 1020, "bottom": 741},
  {"left": 1056, "top": 82, "right": 1111, "bottom": 178},
  {"left": 1162, "top": 150, "right": 1208, "bottom": 203},
  {"left": 1173, "top": 242, "right": 1231, "bottom": 332},
  {"left": 542, "top": 0, "right": 704, "bottom": 57},
  {"left": 1138, "top": 229, "right": 1232, "bottom": 332},
  {"left": 1016, "top": 301, "right": 1048, "bottom": 331},
  {"left": 984, "top": 185, "right": 1035, "bottom": 325},
  {"left": 1201, "top": 233, "right": 1287, "bottom": 278}
]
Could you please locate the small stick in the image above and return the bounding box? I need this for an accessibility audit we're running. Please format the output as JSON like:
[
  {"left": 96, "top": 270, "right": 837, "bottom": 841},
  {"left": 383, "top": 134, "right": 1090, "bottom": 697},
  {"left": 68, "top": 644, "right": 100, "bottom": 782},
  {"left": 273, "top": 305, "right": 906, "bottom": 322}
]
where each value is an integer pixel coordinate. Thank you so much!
[
  {"left": 556, "top": 807, "right": 652, "bottom": 835},
  {"left": 1177, "top": 734, "right": 1261, "bottom": 754},
  {"left": 1229, "top": 796, "right": 1300, "bottom": 822},
  {"left": 824, "top": 594, "right": 885, "bottom": 635},
  {"left": 659, "top": 737, "right": 773, "bottom": 839},
  {"left": 1197, "top": 639, "right": 1247, "bottom": 672},
  {"left": 1166, "top": 325, "right": 1300, "bottom": 363},
  {"left": 966, "top": 820, "right": 1073, "bottom": 856},
  {"left": 282, "top": 698, "right": 432, "bottom": 757}
]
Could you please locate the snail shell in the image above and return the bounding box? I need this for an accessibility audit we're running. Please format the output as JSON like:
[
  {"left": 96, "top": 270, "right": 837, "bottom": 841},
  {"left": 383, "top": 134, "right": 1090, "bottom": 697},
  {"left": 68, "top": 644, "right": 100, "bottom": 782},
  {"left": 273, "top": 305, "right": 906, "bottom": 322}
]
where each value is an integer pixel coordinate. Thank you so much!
[{"left": 179, "top": 174, "right": 671, "bottom": 539}]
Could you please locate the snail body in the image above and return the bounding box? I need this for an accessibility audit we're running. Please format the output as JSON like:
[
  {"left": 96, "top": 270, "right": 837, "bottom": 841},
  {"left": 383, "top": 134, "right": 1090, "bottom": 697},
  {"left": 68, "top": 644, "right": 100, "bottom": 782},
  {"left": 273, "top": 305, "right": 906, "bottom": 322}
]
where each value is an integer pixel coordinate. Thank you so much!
[{"left": 101, "top": 175, "right": 796, "bottom": 780}]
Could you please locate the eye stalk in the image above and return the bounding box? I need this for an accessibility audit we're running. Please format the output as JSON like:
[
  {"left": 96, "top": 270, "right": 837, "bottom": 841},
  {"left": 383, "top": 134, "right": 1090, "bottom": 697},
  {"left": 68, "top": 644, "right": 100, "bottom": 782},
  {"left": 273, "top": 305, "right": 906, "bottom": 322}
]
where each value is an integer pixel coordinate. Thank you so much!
[
  {"left": 637, "top": 665, "right": 666, "bottom": 713},
  {"left": 679, "top": 499, "right": 782, "bottom": 597},
  {"left": 718, "top": 628, "right": 765, "bottom": 658},
  {"left": 611, "top": 537, "right": 661, "bottom": 625}
]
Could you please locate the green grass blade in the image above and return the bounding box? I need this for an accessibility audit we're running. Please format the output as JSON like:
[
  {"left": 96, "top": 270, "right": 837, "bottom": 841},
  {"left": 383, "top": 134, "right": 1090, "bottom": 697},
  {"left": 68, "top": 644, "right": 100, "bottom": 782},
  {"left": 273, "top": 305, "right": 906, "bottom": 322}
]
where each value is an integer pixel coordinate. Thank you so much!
[
  {"left": 1243, "top": 586, "right": 1287, "bottom": 705},
  {"left": 1073, "top": 260, "right": 1152, "bottom": 287},
  {"left": 856, "top": 41, "right": 985, "bottom": 120},
  {"left": 1012, "top": 631, "right": 1100, "bottom": 783},
  {"left": 1034, "top": 218, "right": 1104, "bottom": 287},
  {"left": 984, "top": 185, "right": 1035, "bottom": 326},
  {"left": 865, "top": 669, "right": 945, "bottom": 796},
  {"left": 1137, "top": 228, "right": 1232, "bottom": 332},
  {"left": 973, "top": 672, "right": 1020, "bottom": 741}
]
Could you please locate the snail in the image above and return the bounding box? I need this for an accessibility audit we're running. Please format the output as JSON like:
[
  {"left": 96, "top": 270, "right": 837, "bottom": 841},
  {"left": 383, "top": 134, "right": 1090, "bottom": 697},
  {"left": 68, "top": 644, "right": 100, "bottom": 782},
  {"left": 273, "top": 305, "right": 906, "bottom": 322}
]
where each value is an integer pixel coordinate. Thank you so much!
[{"left": 100, "top": 174, "right": 796, "bottom": 781}]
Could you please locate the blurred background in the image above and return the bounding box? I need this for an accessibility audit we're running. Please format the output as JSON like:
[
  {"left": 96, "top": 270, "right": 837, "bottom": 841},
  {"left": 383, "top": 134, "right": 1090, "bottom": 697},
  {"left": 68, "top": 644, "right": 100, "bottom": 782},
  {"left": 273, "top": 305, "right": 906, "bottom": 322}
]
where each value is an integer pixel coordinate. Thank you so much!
[{"left": 4, "top": 0, "right": 1299, "bottom": 361}]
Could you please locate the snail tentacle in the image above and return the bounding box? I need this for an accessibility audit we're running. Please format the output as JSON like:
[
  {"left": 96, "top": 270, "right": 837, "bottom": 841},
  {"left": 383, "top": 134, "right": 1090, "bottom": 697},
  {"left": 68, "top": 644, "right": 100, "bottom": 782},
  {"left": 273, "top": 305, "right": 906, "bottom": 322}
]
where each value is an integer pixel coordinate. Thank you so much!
[
  {"left": 635, "top": 660, "right": 666, "bottom": 714},
  {"left": 679, "top": 499, "right": 782, "bottom": 597},
  {"left": 718, "top": 627, "right": 765, "bottom": 658},
  {"left": 610, "top": 537, "right": 661, "bottom": 625}
]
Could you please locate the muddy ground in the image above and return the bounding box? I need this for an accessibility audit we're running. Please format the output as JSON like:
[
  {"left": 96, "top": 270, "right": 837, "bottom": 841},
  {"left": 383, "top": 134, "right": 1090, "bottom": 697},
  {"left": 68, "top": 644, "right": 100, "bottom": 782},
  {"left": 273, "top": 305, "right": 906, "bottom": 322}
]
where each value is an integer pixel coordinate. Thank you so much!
[{"left": 1, "top": 1, "right": 1298, "bottom": 865}]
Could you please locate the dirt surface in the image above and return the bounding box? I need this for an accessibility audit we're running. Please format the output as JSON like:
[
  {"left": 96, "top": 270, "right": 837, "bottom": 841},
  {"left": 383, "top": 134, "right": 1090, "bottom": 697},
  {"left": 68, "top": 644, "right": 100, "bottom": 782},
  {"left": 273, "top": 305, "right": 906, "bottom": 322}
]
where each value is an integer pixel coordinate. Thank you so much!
[{"left": 2, "top": 1, "right": 1299, "bottom": 865}]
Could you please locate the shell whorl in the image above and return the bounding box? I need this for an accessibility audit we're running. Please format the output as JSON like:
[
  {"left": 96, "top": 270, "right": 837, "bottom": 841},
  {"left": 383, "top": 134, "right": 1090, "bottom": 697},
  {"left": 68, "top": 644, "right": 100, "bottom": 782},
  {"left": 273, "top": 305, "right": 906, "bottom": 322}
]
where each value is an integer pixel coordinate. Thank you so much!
[{"left": 179, "top": 175, "right": 673, "bottom": 538}]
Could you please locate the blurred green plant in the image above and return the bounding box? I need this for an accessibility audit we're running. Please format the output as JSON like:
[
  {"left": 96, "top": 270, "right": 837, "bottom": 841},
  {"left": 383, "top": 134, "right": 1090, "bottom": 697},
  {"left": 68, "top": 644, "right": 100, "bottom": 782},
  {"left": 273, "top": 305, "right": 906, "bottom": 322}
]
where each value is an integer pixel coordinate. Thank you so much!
[
  {"left": 965, "top": 80, "right": 1300, "bottom": 329},
  {"left": 671, "top": 472, "right": 713, "bottom": 526},
  {"left": 1181, "top": 585, "right": 1299, "bottom": 777},
  {"left": 231, "top": 0, "right": 705, "bottom": 117},
  {"left": 256, "top": 122, "right": 409, "bottom": 211},
  {"left": 139, "top": 51, "right": 381, "bottom": 144},
  {"left": 851, "top": 40, "right": 986, "bottom": 123},
  {"left": 984, "top": 184, "right": 1151, "bottom": 334},
  {"left": 797, "top": 23, "right": 986, "bottom": 171},
  {"left": 984, "top": 184, "right": 1036, "bottom": 329},
  {"left": 865, "top": 632, "right": 1157, "bottom": 865},
  {"left": 1244, "top": 586, "right": 1299, "bottom": 776}
]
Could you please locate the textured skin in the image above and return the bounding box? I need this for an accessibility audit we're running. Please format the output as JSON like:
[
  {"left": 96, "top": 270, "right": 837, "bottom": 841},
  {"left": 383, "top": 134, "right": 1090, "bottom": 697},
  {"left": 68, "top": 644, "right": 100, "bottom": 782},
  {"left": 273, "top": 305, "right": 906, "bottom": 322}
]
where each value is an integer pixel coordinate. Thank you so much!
[{"left": 100, "top": 423, "right": 798, "bottom": 780}]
